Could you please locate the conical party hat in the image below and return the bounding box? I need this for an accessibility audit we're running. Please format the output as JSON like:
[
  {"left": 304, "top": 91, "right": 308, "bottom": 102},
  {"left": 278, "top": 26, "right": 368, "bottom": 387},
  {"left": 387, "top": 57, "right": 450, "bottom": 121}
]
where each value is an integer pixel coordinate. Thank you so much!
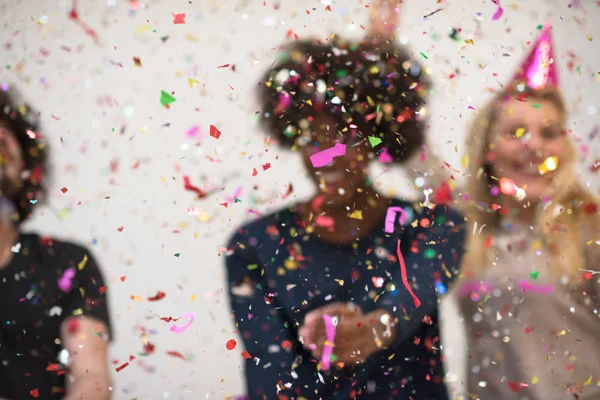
[{"left": 509, "top": 24, "right": 559, "bottom": 90}]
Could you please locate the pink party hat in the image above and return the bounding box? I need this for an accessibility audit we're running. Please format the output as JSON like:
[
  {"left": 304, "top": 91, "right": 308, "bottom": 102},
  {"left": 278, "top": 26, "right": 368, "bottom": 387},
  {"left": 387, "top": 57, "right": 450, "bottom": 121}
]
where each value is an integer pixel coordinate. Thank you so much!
[{"left": 509, "top": 24, "right": 559, "bottom": 90}]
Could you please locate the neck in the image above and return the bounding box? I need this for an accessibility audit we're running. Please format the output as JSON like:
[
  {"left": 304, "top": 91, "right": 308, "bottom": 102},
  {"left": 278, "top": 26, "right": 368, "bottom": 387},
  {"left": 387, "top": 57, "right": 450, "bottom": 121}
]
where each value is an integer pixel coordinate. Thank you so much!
[{"left": 499, "top": 195, "right": 538, "bottom": 225}]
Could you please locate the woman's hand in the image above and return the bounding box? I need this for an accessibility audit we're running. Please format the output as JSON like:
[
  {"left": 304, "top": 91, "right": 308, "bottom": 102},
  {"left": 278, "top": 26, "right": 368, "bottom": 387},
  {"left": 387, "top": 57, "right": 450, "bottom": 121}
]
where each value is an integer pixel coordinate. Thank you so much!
[
  {"left": 299, "top": 303, "right": 396, "bottom": 366},
  {"left": 367, "top": 0, "right": 402, "bottom": 43}
]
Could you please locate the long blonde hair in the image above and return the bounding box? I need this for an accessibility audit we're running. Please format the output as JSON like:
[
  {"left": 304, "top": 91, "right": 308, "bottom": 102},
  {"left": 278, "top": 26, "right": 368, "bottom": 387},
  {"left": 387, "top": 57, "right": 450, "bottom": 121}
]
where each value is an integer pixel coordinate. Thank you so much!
[{"left": 459, "top": 88, "right": 600, "bottom": 277}]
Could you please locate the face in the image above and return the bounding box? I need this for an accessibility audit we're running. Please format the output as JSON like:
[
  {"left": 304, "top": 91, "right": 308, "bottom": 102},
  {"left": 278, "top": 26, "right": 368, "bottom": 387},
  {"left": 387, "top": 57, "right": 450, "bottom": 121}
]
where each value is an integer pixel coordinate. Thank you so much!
[
  {"left": 487, "top": 98, "right": 568, "bottom": 202},
  {"left": 299, "top": 115, "right": 370, "bottom": 207},
  {"left": 0, "top": 122, "right": 24, "bottom": 197}
]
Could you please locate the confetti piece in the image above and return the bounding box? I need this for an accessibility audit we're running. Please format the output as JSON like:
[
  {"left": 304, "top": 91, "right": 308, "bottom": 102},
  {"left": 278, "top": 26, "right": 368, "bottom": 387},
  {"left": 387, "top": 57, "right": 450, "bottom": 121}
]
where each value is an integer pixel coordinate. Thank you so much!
[
  {"left": 368, "top": 136, "right": 382, "bottom": 148},
  {"left": 320, "top": 315, "right": 337, "bottom": 370},
  {"left": 30, "top": 389, "right": 39, "bottom": 398},
  {"left": 58, "top": 268, "right": 76, "bottom": 293},
  {"left": 66, "top": 318, "right": 80, "bottom": 334},
  {"left": 396, "top": 240, "right": 421, "bottom": 307},
  {"left": 384, "top": 207, "right": 407, "bottom": 233},
  {"left": 99, "top": 286, "right": 108, "bottom": 294},
  {"left": 170, "top": 312, "right": 195, "bottom": 333},
  {"left": 68, "top": 0, "right": 100, "bottom": 44},
  {"left": 518, "top": 280, "right": 555, "bottom": 294},
  {"left": 60, "top": 187, "right": 68, "bottom": 194},
  {"left": 251, "top": 168, "right": 258, "bottom": 177},
  {"left": 465, "top": 39, "right": 474, "bottom": 45},
  {"left": 515, "top": 127, "right": 526, "bottom": 138},
  {"left": 217, "top": 64, "right": 231, "bottom": 69},
  {"left": 529, "top": 271, "right": 540, "bottom": 280},
  {"left": 183, "top": 176, "right": 208, "bottom": 198},
  {"left": 349, "top": 210, "right": 363, "bottom": 220},
  {"left": 115, "top": 362, "right": 129, "bottom": 372},
  {"left": 499, "top": 177, "right": 517, "bottom": 196},
  {"left": 423, "top": 8, "right": 443, "bottom": 19},
  {"left": 133, "top": 57, "right": 142, "bottom": 67},
  {"left": 160, "top": 90, "right": 176, "bottom": 106},
  {"left": 226, "top": 339, "right": 237, "bottom": 350},
  {"left": 309, "top": 143, "right": 346, "bottom": 168},
  {"left": 378, "top": 148, "right": 393, "bottom": 164},
  {"left": 281, "top": 183, "right": 294, "bottom": 199},
  {"left": 186, "top": 125, "right": 199, "bottom": 138},
  {"left": 188, "top": 78, "right": 199, "bottom": 88},
  {"left": 148, "top": 291, "right": 166, "bottom": 301},
  {"left": 241, "top": 350, "right": 252, "bottom": 359},
  {"left": 538, "top": 156, "right": 558, "bottom": 174},
  {"left": 420, "top": 52, "right": 428, "bottom": 60},
  {"left": 166, "top": 351, "right": 186, "bottom": 360},
  {"left": 491, "top": 0, "right": 504, "bottom": 20},
  {"left": 172, "top": 13, "right": 186, "bottom": 24},
  {"left": 210, "top": 125, "right": 221, "bottom": 139}
]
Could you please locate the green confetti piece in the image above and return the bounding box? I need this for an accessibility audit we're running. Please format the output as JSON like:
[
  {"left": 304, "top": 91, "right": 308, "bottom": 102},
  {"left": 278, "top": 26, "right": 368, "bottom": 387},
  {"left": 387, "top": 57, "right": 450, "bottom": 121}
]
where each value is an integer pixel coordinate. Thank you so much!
[
  {"left": 420, "top": 52, "right": 428, "bottom": 60},
  {"left": 174, "top": 253, "right": 180, "bottom": 257},
  {"left": 160, "top": 90, "right": 176, "bottom": 106},
  {"left": 368, "top": 136, "right": 382, "bottom": 148},
  {"left": 530, "top": 271, "right": 540, "bottom": 280},
  {"left": 424, "top": 248, "right": 436, "bottom": 260},
  {"left": 536, "top": 24, "right": 543, "bottom": 30},
  {"left": 532, "top": 103, "right": 541, "bottom": 109},
  {"left": 247, "top": 264, "right": 258, "bottom": 270},
  {"left": 234, "top": 198, "right": 242, "bottom": 203}
]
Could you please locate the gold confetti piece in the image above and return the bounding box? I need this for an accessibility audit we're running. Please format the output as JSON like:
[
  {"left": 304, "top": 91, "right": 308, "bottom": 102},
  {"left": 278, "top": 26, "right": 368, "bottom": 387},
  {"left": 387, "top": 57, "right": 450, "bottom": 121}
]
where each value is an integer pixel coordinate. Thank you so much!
[
  {"left": 136, "top": 23, "right": 151, "bottom": 33},
  {"left": 465, "top": 39, "right": 475, "bottom": 45},
  {"left": 538, "top": 156, "right": 558, "bottom": 175},
  {"left": 515, "top": 127, "right": 526, "bottom": 138},
  {"left": 461, "top": 155, "right": 470, "bottom": 169},
  {"left": 188, "top": 78, "right": 199, "bottom": 88},
  {"left": 72, "top": 308, "right": 83, "bottom": 316},
  {"left": 190, "top": 294, "right": 196, "bottom": 301},
  {"left": 584, "top": 375, "right": 593, "bottom": 386},
  {"left": 284, "top": 259, "right": 298, "bottom": 270},
  {"left": 531, "top": 239, "right": 542, "bottom": 251},
  {"left": 532, "top": 376, "right": 539, "bottom": 384},
  {"left": 78, "top": 254, "right": 88, "bottom": 271},
  {"left": 306, "top": 99, "right": 313, "bottom": 106},
  {"left": 349, "top": 210, "right": 363, "bottom": 220}
]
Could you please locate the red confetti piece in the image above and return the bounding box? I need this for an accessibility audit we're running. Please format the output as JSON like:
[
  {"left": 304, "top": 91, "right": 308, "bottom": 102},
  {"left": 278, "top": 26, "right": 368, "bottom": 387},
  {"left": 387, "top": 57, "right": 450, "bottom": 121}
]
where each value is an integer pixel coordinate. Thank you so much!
[
  {"left": 183, "top": 176, "right": 208, "bottom": 198},
  {"left": 172, "top": 13, "right": 186, "bottom": 24},
  {"left": 148, "top": 291, "right": 166, "bottom": 301},
  {"left": 60, "top": 187, "right": 68, "bottom": 194},
  {"left": 281, "top": 183, "right": 294, "bottom": 199},
  {"left": 226, "top": 339, "right": 237, "bottom": 350},
  {"left": 68, "top": 0, "right": 100, "bottom": 44},
  {"left": 143, "top": 342, "right": 155, "bottom": 355},
  {"left": 210, "top": 125, "right": 222, "bottom": 139},
  {"left": 252, "top": 168, "right": 258, "bottom": 177},
  {"left": 508, "top": 381, "right": 519, "bottom": 392},
  {"left": 484, "top": 235, "right": 493, "bottom": 248},
  {"left": 217, "top": 64, "right": 230, "bottom": 69},
  {"left": 432, "top": 182, "right": 452, "bottom": 205},
  {"left": 46, "top": 363, "right": 61, "bottom": 372},
  {"left": 241, "top": 350, "right": 252, "bottom": 359},
  {"left": 120, "top": 276, "right": 126, "bottom": 282},
  {"left": 115, "top": 362, "right": 129, "bottom": 372},
  {"left": 66, "top": 318, "right": 80, "bottom": 334},
  {"left": 99, "top": 286, "right": 108, "bottom": 294},
  {"left": 396, "top": 240, "right": 421, "bottom": 308},
  {"left": 117, "top": 226, "right": 124, "bottom": 232},
  {"left": 584, "top": 203, "right": 598, "bottom": 214},
  {"left": 166, "top": 350, "right": 186, "bottom": 360},
  {"left": 30, "top": 389, "right": 39, "bottom": 398},
  {"left": 262, "top": 163, "right": 271, "bottom": 171}
]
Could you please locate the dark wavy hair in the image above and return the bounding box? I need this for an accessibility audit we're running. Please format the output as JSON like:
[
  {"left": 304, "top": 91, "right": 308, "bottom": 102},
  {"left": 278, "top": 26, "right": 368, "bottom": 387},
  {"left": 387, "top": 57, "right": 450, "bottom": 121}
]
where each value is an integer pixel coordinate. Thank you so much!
[
  {"left": 0, "top": 88, "right": 47, "bottom": 224},
  {"left": 258, "top": 37, "right": 430, "bottom": 163}
]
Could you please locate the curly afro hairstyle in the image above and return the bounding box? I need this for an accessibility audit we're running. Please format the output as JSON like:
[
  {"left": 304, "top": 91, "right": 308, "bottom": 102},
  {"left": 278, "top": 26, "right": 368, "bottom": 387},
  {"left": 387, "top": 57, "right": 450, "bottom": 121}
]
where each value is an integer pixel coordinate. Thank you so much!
[
  {"left": 0, "top": 87, "right": 47, "bottom": 224},
  {"left": 258, "top": 37, "right": 430, "bottom": 163}
]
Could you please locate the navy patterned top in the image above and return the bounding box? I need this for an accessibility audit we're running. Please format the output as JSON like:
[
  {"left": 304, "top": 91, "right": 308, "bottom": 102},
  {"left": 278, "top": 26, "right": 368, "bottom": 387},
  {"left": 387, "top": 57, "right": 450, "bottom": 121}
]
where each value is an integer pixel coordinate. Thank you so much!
[{"left": 225, "top": 199, "right": 465, "bottom": 399}]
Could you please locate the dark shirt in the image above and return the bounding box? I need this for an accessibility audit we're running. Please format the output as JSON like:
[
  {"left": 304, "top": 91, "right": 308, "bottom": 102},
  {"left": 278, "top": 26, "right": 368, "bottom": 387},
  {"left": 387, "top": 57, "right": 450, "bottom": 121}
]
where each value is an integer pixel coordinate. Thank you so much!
[
  {"left": 225, "top": 199, "right": 465, "bottom": 399},
  {"left": 0, "top": 233, "right": 111, "bottom": 400}
]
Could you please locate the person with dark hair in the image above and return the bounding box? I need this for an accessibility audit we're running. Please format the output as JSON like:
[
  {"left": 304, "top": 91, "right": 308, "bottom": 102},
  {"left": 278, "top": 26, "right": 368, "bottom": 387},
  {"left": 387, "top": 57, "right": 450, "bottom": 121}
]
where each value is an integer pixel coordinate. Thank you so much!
[
  {"left": 225, "top": 1, "right": 465, "bottom": 399},
  {"left": 0, "top": 88, "right": 112, "bottom": 400}
]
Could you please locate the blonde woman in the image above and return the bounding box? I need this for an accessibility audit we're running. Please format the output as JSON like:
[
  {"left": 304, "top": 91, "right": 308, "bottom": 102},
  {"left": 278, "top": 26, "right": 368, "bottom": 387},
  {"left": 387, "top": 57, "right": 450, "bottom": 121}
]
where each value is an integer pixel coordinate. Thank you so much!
[{"left": 454, "top": 25, "right": 600, "bottom": 400}]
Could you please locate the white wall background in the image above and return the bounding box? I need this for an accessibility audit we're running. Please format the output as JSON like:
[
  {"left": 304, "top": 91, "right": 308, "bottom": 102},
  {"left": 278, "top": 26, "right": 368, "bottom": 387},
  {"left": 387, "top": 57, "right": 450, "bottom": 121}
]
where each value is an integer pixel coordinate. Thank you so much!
[{"left": 1, "top": 0, "right": 599, "bottom": 398}]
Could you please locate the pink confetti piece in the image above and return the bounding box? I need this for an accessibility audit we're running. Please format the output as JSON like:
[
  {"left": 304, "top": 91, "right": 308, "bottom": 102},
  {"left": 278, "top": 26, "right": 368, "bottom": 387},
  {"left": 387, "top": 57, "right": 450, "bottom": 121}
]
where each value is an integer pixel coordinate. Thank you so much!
[
  {"left": 172, "top": 13, "right": 186, "bottom": 24},
  {"left": 458, "top": 281, "right": 494, "bottom": 298},
  {"left": 186, "top": 125, "right": 199, "bottom": 138},
  {"left": 384, "top": 207, "right": 407, "bottom": 233},
  {"left": 68, "top": 0, "right": 100, "bottom": 44},
  {"left": 58, "top": 268, "right": 76, "bottom": 293},
  {"left": 170, "top": 313, "right": 195, "bottom": 333},
  {"left": 321, "top": 315, "right": 336, "bottom": 370},
  {"left": 518, "top": 280, "right": 555, "bottom": 294},
  {"left": 491, "top": 0, "right": 503, "bottom": 20},
  {"left": 396, "top": 240, "right": 421, "bottom": 308},
  {"left": 309, "top": 143, "right": 346, "bottom": 168},
  {"left": 315, "top": 215, "right": 335, "bottom": 228},
  {"left": 378, "top": 148, "right": 393, "bottom": 164}
]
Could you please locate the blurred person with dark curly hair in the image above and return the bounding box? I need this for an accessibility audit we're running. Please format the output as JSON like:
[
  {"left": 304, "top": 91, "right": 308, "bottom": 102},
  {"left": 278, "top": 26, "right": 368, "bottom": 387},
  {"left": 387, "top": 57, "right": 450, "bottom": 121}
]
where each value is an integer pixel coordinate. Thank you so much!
[
  {"left": 0, "top": 87, "right": 112, "bottom": 400},
  {"left": 224, "top": 1, "right": 465, "bottom": 399}
]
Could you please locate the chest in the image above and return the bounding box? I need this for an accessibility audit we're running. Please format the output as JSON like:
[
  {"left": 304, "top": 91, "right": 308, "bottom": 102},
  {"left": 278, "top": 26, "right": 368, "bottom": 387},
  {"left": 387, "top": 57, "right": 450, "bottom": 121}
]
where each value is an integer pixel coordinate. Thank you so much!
[
  {"left": 0, "top": 260, "right": 66, "bottom": 354},
  {"left": 256, "top": 233, "right": 402, "bottom": 324}
]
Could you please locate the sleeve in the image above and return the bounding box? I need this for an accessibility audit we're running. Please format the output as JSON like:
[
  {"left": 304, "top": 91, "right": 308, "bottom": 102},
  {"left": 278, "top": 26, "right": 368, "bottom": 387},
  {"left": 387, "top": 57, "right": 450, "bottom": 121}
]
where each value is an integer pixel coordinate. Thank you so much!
[
  {"left": 225, "top": 228, "right": 298, "bottom": 399},
  {"left": 376, "top": 205, "right": 465, "bottom": 344},
  {"left": 61, "top": 244, "right": 112, "bottom": 341}
]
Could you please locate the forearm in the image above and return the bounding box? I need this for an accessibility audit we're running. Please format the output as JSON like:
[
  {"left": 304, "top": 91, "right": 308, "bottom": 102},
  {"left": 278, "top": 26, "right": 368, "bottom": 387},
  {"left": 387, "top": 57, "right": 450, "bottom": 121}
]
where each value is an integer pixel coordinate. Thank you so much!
[{"left": 65, "top": 374, "right": 112, "bottom": 400}]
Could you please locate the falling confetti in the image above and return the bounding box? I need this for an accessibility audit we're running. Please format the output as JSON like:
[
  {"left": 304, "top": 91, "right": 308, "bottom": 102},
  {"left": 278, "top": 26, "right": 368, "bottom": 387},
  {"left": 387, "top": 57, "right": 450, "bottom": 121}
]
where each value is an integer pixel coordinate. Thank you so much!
[
  {"left": 226, "top": 339, "right": 237, "bottom": 350},
  {"left": 396, "top": 240, "right": 421, "bottom": 308},
  {"left": 160, "top": 90, "right": 176, "bottom": 106},
  {"left": 538, "top": 156, "right": 558, "bottom": 174}
]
